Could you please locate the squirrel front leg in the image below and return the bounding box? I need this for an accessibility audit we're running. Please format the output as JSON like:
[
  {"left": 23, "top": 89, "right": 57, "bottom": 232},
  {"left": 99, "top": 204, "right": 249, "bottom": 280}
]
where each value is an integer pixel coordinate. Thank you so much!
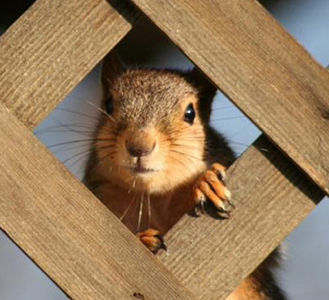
[
  {"left": 138, "top": 163, "right": 232, "bottom": 253},
  {"left": 137, "top": 228, "right": 167, "bottom": 254},
  {"left": 193, "top": 163, "right": 233, "bottom": 218}
]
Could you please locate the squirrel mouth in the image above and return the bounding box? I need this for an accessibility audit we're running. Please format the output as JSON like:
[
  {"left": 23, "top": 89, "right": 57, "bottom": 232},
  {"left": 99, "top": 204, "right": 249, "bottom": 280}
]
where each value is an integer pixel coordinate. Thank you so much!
[
  {"left": 132, "top": 165, "right": 157, "bottom": 174},
  {"left": 127, "top": 161, "right": 158, "bottom": 174}
]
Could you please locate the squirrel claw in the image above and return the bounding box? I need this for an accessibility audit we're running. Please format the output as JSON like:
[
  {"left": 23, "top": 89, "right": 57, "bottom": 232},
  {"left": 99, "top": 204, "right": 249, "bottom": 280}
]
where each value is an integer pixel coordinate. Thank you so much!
[
  {"left": 192, "top": 199, "right": 206, "bottom": 217},
  {"left": 215, "top": 166, "right": 226, "bottom": 182},
  {"left": 228, "top": 198, "right": 235, "bottom": 209},
  {"left": 193, "top": 163, "right": 234, "bottom": 218},
  {"left": 137, "top": 228, "right": 167, "bottom": 254},
  {"left": 216, "top": 208, "right": 231, "bottom": 219}
]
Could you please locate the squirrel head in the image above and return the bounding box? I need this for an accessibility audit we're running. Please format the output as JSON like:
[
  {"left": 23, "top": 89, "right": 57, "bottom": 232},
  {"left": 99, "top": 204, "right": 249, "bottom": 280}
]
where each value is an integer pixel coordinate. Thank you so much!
[{"left": 94, "top": 52, "right": 217, "bottom": 194}]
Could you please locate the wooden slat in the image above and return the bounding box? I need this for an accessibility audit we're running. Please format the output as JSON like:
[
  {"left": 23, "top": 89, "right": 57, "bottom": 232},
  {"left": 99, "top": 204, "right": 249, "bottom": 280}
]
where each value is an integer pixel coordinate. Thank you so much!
[
  {"left": 130, "top": 0, "right": 329, "bottom": 194},
  {"left": 0, "top": 103, "right": 197, "bottom": 300},
  {"left": 158, "top": 136, "right": 324, "bottom": 300},
  {"left": 0, "top": 0, "right": 136, "bottom": 129}
]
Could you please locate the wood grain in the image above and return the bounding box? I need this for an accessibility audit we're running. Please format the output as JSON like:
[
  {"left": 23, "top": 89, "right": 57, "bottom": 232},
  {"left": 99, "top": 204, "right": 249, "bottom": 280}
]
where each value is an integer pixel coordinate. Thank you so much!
[
  {"left": 0, "top": 102, "right": 197, "bottom": 300},
  {"left": 158, "top": 136, "right": 324, "bottom": 300},
  {"left": 0, "top": 0, "right": 135, "bottom": 129},
  {"left": 130, "top": 0, "right": 329, "bottom": 194}
]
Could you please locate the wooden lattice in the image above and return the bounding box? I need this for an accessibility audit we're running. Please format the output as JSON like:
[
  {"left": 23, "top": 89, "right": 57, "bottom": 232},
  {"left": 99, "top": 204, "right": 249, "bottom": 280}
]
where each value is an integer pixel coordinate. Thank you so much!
[{"left": 0, "top": 1, "right": 327, "bottom": 300}]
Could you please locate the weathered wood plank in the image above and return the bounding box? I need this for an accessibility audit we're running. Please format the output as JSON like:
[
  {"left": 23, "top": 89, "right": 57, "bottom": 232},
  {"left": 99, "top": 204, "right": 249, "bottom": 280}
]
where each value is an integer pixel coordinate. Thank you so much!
[
  {"left": 0, "top": 0, "right": 135, "bottom": 129},
  {"left": 158, "top": 136, "right": 324, "bottom": 300},
  {"left": 0, "top": 103, "right": 197, "bottom": 300},
  {"left": 130, "top": 0, "right": 329, "bottom": 194}
]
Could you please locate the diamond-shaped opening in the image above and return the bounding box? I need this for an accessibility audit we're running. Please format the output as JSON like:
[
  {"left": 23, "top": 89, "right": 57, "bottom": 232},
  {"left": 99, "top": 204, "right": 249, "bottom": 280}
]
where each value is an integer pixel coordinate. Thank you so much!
[
  {"left": 1, "top": 1, "right": 329, "bottom": 299},
  {"left": 34, "top": 19, "right": 260, "bottom": 181},
  {"left": 36, "top": 19, "right": 262, "bottom": 229}
]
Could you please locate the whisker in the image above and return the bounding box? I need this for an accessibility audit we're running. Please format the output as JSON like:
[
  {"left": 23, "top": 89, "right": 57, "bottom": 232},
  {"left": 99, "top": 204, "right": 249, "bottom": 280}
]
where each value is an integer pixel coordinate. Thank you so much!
[
  {"left": 55, "top": 107, "right": 101, "bottom": 121},
  {"left": 170, "top": 143, "right": 203, "bottom": 151},
  {"left": 55, "top": 143, "right": 116, "bottom": 158},
  {"left": 170, "top": 149, "right": 203, "bottom": 163},
  {"left": 35, "top": 123, "right": 97, "bottom": 134},
  {"left": 87, "top": 101, "right": 116, "bottom": 123},
  {"left": 48, "top": 119, "right": 96, "bottom": 129},
  {"left": 82, "top": 150, "right": 116, "bottom": 183},
  {"left": 168, "top": 154, "right": 194, "bottom": 175},
  {"left": 163, "top": 133, "right": 205, "bottom": 143},
  {"left": 62, "top": 145, "right": 115, "bottom": 166},
  {"left": 210, "top": 115, "right": 246, "bottom": 122},
  {"left": 229, "top": 123, "right": 254, "bottom": 138},
  {"left": 211, "top": 105, "right": 236, "bottom": 111},
  {"left": 147, "top": 193, "right": 151, "bottom": 228},
  {"left": 62, "top": 149, "right": 95, "bottom": 165},
  {"left": 120, "top": 196, "right": 136, "bottom": 221},
  {"left": 47, "top": 138, "right": 115, "bottom": 150},
  {"left": 66, "top": 152, "right": 96, "bottom": 172},
  {"left": 36, "top": 121, "right": 118, "bottom": 139},
  {"left": 65, "top": 94, "right": 99, "bottom": 103},
  {"left": 66, "top": 152, "right": 97, "bottom": 170},
  {"left": 226, "top": 140, "right": 251, "bottom": 148},
  {"left": 137, "top": 193, "right": 144, "bottom": 233},
  {"left": 36, "top": 128, "right": 95, "bottom": 136},
  {"left": 39, "top": 118, "right": 97, "bottom": 138},
  {"left": 128, "top": 177, "right": 137, "bottom": 194}
]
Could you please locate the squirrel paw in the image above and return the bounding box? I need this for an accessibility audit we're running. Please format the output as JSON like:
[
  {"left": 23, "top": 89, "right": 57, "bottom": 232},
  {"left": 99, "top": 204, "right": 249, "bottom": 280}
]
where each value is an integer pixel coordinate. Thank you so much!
[
  {"left": 192, "top": 163, "right": 233, "bottom": 218},
  {"left": 137, "top": 228, "right": 167, "bottom": 254}
]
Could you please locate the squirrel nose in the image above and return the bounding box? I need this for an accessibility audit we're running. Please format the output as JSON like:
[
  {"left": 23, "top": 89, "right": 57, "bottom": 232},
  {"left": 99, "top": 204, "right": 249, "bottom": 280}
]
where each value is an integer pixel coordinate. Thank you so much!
[{"left": 125, "top": 140, "right": 156, "bottom": 157}]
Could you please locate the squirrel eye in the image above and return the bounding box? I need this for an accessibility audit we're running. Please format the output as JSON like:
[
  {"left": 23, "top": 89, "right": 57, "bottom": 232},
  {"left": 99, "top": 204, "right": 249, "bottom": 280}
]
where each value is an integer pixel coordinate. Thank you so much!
[
  {"left": 105, "top": 94, "right": 114, "bottom": 114},
  {"left": 183, "top": 103, "right": 196, "bottom": 125}
]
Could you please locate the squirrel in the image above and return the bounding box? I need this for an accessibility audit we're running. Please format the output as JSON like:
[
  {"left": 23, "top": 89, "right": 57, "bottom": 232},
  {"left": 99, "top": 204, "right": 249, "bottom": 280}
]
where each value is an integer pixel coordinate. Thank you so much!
[{"left": 84, "top": 52, "right": 287, "bottom": 300}]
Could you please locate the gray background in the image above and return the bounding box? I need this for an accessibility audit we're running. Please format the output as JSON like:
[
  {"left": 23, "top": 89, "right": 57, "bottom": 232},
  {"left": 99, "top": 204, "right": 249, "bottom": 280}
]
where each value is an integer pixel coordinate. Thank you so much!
[{"left": 0, "top": 0, "right": 328, "bottom": 299}]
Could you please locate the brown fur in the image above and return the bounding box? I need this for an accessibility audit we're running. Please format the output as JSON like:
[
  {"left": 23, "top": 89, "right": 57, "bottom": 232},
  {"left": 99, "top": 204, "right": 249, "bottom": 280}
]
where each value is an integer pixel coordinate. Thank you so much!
[{"left": 84, "top": 53, "right": 287, "bottom": 300}]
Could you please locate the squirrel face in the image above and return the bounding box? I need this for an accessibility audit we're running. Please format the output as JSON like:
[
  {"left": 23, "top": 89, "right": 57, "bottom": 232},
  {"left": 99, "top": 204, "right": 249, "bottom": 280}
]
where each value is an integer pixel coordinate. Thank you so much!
[{"left": 94, "top": 54, "right": 216, "bottom": 194}]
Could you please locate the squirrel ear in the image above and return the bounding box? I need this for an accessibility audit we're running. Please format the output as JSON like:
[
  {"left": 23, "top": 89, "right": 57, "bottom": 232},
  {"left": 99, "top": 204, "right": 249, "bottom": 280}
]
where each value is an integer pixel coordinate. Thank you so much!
[
  {"left": 101, "top": 50, "right": 125, "bottom": 90},
  {"left": 189, "top": 68, "right": 217, "bottom": 122},
  {"left": 189, "top": 67, "right": 217, "bottom": 100}
]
